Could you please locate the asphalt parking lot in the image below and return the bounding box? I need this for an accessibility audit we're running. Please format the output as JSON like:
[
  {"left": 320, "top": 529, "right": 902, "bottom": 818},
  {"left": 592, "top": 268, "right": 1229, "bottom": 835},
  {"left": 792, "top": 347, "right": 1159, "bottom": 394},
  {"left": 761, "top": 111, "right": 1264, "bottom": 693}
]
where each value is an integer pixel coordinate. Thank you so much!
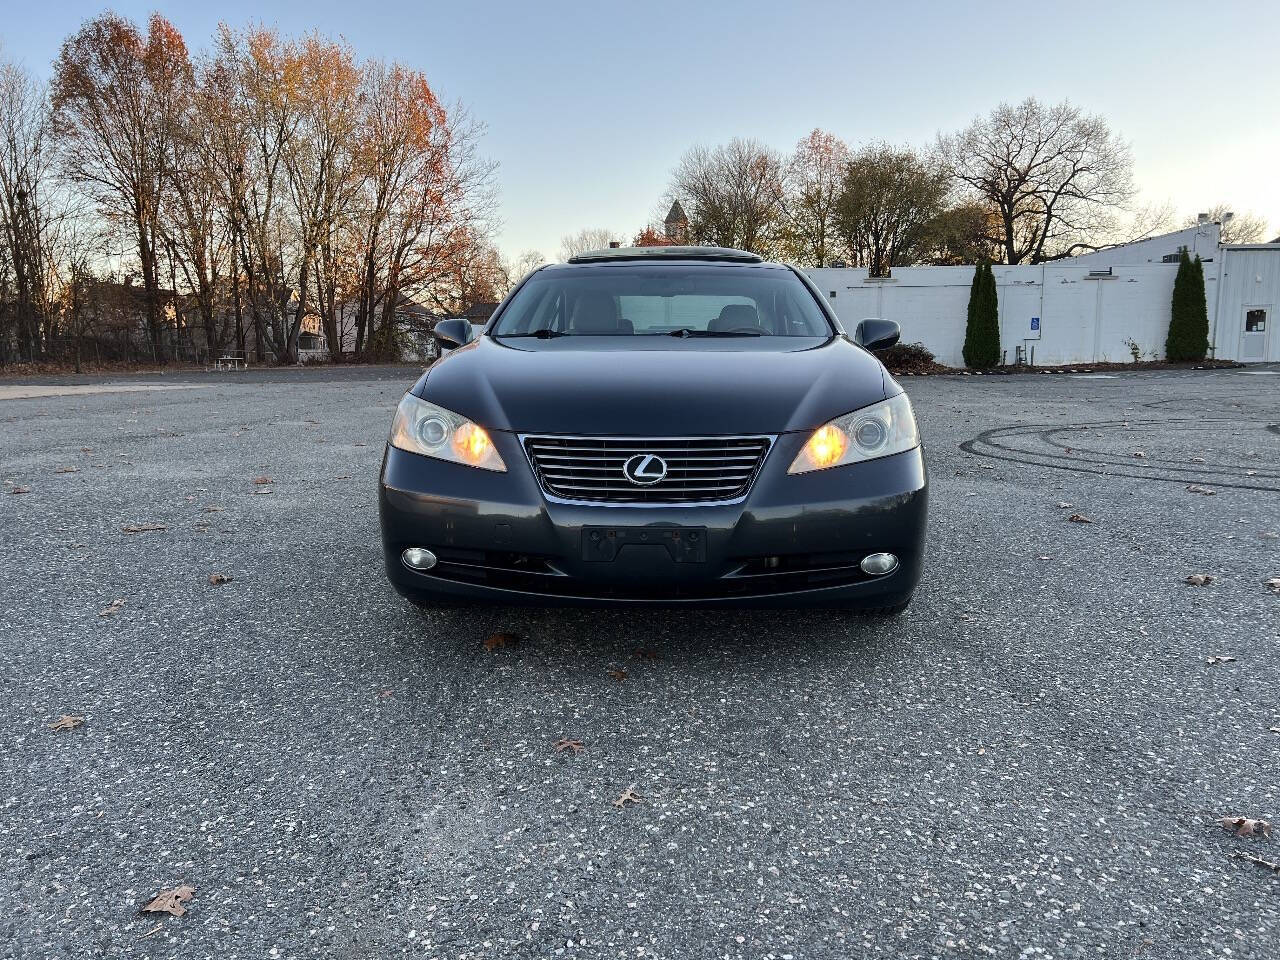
[{"left": 2, "top": 363, "right": 1279, "bottom": 959}]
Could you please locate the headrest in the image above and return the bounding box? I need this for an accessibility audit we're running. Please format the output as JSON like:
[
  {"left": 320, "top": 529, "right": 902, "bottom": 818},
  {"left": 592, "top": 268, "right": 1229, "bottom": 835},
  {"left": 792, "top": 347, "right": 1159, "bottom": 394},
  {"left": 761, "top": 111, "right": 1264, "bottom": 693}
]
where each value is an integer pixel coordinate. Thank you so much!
[
  {"left": 571, "top": 292, "right": 620, "bottom": 332},
  {"left": 709, "top": 303, "right": 761, "bottom": 332}
]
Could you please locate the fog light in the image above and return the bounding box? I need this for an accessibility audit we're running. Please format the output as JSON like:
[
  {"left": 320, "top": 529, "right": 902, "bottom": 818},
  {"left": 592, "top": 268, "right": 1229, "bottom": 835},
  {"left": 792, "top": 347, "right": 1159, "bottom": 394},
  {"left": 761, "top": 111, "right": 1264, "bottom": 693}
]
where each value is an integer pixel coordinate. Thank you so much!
[
  {"left": 860, "top": 552, "right": 898, "bottom": 576},
  {"left": 401, "top": 547, "right": 437, "bottom": 571}
]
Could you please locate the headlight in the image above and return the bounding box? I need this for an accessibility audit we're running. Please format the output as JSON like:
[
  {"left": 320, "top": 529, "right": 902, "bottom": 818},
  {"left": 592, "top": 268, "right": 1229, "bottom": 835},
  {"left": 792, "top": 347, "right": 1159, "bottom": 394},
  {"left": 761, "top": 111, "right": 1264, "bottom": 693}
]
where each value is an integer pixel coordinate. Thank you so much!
[
  {"left": 388, "top": 393, "right": 506, "bottom": 472},
  {"left": 789, "top": 393, "right": 919, "bottom": 473}
]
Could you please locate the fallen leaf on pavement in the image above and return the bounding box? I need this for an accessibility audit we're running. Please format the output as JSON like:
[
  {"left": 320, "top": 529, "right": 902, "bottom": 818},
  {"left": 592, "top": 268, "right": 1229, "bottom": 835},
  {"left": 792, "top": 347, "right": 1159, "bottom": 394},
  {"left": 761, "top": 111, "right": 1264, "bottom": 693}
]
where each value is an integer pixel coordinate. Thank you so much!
[
  {"left": 607, "top": 668, "right": 627, "bottom": 681},
  {"left": 202, "top": 505, "right": 223, "bottom": 513},
  {"left": 207, "top": 573, "right": 233, "bottom": 585},
  {"left": 484, "top": 632, "right": 519, "bottom": 651},
  {"left": 613, "top": 784, "right": 642, "bottom": 808},
  {"left": 1067, "top": 514, "right": 1094, "bottom": 524},
  {"left": 54, "top": 466, "right": 79, "bottom": 474},
  {"left": 141, "top": 884, "right": 196, "bottom": 917},
  {"left": 253, "top": 489, "right": 273, "bottom": 496},
  {"left": 634, "top": 648, "right": 662, "bottom": 661},
  {"left": 1189, "top": 456, "right": 1206, "bottom": 463},
  {"left": 49, "top": 714, "right": 84, "bottom": 731},
  {"left": 8, "top": 485, "right": 30, "bottom": 494},
  {"left": 1206, "top": 655, "right": 1236, "bottom": 665},
  {"left": 1265, "top": 578, "right": 1280, "bottom": 595},
  {"left": 1056, "top": 502, "right": 1073, "bottom": 509},
  {"left": 1234, "top": 850, "right": 1280, "bottom": 873},
  {"left": 554, "top": 738, "right": 584, "bottom": 754},
  {"left": 1221, "top": 816, "right": 1272, "bottom": 839},
  {"left": 1132, "top": 451, "right": 1147, "bottom": 459},
  {"left": 121, "top": 524, "right": 167, "bottom": 534},
  {"left": 1185, "top": 574, "right": 1214, "bottom": 586},
  {"left": 1186, "top": 485, "right": 1216, "bottom": 496},
  {"left": 252, "top": 476, "right": 272, "bottom": 485},
  {"left": 99, "top": 598, "right": 125, "bottom": 617}
]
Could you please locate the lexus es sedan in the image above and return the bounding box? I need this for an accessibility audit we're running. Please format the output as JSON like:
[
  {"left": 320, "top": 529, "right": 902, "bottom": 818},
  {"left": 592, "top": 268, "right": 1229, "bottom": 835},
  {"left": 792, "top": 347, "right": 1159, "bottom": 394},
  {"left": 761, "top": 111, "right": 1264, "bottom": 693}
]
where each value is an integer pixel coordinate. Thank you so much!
[{"left": 378, "top": 246, "right": 927, "bottom": 611}]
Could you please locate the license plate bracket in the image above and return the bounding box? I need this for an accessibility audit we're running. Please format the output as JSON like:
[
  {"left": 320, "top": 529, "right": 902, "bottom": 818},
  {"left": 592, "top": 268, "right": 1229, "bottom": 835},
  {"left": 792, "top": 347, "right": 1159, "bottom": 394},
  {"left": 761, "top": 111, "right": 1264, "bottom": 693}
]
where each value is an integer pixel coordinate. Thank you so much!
[{"left": 581, "top": 526, "right": 707, "bottom": 563}]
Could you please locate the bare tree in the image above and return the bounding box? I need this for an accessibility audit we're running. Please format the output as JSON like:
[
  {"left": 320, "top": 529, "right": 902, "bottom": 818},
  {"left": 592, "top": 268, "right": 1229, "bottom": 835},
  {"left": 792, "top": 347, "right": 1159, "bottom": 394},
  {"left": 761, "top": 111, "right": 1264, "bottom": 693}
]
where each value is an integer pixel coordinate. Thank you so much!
[
  {"left": 835, "top": 144, "right": 949, "bottom": 276},
  {"left": 938, "top": 98, "right": 1136, "bottom": 264},
  {"left": 784, "top": 128, "right": 850, "bottom": 267},
  {"left": 1184, "top": 203, "right": 1269, "bottom": 245},
  {"left": 499, "top": 249, "right": 545, "bottom": 292},
  {"left": 161, "top": 52, "right": 235, "bottom": 361},
  {"left": 52, "top": 13, "right": 190, "bottom": 361},
  {"left": 558, "top": 227, "right": 623, "bottom": 261},
  {"left": 668, "top": 138, "right": 787, "bottom": 257},
  {"left": 0, "top": 57, "right": 56, "bottom": 362}
]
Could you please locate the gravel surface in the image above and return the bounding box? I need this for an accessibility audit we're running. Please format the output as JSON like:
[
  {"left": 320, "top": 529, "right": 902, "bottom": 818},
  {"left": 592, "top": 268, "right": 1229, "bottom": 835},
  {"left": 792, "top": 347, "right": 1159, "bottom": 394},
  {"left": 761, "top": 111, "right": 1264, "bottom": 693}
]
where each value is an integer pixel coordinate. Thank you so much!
[{"left": 2, "top": 364, "right": 1278, "bottom": 959}]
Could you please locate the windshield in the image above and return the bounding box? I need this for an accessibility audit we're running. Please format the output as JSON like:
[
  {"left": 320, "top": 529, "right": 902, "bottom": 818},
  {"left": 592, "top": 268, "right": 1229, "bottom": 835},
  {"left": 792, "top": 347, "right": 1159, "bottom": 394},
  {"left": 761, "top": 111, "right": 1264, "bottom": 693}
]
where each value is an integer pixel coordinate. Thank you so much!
[{"left": 490, "top": 263, "right": 833, "bottom": 339}]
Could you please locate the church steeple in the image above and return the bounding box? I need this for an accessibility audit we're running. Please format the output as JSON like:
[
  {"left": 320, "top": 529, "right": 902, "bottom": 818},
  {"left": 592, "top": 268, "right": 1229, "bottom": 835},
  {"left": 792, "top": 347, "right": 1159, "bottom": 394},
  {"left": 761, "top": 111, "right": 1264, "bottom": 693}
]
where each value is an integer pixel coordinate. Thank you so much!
[{"left": 663, "top": 201, "right": 689, "bottom": 243}]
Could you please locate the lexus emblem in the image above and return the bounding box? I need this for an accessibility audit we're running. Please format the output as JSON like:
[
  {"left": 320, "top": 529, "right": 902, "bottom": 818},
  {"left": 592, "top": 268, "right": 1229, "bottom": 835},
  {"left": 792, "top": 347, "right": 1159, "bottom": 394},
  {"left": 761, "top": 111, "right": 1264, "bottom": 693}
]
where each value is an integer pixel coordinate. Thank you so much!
[{"left": 622, "top": 453, "right": 668, "bottom": 485}]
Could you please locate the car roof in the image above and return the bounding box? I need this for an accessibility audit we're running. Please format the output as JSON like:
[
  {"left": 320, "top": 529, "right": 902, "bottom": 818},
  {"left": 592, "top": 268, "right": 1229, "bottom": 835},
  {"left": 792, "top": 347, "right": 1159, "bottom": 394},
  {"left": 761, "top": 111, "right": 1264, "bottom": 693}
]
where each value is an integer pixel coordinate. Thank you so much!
[{"left": 563, "top": 245, "right": 766, "bottom": 265}]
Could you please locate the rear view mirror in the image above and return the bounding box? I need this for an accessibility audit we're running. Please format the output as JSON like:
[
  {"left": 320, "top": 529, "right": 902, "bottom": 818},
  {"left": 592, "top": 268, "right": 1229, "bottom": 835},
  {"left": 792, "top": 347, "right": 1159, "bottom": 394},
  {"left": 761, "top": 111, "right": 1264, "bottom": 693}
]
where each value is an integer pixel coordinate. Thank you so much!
[
  {"left": 432, "top": 319, "right": 473, "bottom": 350},
  {"left": 854, "top": 318, "right": 900, "bottom": 351}
]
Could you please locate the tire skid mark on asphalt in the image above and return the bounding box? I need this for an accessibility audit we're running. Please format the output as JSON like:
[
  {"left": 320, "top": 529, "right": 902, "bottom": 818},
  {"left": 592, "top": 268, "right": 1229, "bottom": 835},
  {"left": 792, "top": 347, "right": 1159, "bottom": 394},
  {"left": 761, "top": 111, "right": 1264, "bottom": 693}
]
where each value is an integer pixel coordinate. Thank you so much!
[
  {"left": 959, "top": 417, "right": 1280, "bottom": 493},
  {"left": 1036, "top": 423, "right": 1280, "bottom": 478}
]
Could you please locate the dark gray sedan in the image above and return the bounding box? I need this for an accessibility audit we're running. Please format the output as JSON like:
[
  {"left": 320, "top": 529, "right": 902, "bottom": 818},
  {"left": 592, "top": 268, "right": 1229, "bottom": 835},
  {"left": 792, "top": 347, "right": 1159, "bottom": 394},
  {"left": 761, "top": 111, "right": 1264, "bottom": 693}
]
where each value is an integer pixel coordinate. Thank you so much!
[{"left": 379, "top": 246, "right": 926, "bottom": 611}]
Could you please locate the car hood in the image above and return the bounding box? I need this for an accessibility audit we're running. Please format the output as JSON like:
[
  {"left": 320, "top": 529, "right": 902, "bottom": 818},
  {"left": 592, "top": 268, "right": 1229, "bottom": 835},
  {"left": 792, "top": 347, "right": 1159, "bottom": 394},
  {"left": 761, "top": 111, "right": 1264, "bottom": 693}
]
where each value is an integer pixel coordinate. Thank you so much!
[{"left": 415, "top": 336, "right": 891, "bottom": 435}]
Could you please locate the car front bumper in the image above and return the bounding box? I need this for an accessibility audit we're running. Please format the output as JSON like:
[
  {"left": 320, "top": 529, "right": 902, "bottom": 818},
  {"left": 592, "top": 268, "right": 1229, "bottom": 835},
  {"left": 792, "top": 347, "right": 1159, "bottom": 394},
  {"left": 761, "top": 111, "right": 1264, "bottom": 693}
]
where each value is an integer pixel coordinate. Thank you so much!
[{"left": 378, "top": 431, "right": 927, "bottom": 608}]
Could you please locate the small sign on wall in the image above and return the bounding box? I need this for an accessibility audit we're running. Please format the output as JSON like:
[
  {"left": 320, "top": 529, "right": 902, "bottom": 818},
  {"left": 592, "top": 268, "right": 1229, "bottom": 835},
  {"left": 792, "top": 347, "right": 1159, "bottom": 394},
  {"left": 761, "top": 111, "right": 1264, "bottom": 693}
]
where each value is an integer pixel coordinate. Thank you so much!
[{"left": 1031, "top": 316, "right": 1040, "bottom": 331}]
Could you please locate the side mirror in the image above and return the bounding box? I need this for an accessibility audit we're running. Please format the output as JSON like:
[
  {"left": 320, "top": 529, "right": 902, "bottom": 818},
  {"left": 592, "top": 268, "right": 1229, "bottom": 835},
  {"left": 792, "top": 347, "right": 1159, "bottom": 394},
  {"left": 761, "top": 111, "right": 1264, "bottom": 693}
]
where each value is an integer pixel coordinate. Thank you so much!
[
  {"left": 854, "top": 318, "right": 900, "bottom": 351},
  {"left": 432, "top": 318, "right": 473, "bottom": 350}
]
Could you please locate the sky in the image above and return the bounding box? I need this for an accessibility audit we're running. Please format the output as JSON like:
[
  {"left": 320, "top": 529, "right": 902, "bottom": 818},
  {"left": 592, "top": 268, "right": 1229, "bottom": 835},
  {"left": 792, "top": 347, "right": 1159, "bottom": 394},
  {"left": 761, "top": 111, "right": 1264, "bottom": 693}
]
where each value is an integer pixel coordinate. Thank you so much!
[{"left": 8, "top": 0, "right": 1279, "bottom": 259}]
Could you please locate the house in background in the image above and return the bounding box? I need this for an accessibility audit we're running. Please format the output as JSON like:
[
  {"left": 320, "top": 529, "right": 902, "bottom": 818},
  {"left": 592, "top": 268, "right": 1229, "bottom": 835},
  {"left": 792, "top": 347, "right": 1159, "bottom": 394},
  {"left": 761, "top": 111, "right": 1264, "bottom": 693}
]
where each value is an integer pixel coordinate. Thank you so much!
[{"left": 461, "top": 300, "right": 497, "bottom": 328}]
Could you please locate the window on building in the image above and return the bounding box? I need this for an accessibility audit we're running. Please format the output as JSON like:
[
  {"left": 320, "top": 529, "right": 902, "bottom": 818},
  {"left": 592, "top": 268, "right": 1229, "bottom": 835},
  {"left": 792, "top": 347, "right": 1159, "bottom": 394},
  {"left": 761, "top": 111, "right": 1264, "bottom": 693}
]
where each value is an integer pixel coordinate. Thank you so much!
[{"left": 1245, "top": 309, "right": 1267, "bottom": 333}]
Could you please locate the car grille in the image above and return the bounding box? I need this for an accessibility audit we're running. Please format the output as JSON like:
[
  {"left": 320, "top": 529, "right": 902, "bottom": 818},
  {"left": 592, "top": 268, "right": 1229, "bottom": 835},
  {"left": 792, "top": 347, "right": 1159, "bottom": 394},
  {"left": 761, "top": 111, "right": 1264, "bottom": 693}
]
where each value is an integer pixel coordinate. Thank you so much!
[{"left": 522, "top": 435, "right": 773, "bottom": 504}]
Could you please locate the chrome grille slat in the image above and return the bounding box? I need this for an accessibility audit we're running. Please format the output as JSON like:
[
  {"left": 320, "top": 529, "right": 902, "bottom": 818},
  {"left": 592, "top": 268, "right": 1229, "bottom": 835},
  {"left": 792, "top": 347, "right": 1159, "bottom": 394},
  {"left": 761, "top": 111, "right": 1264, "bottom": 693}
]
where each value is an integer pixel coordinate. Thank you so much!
[
  {"left": 522, "top": 434, "right": 772, "bottom": 504},
  {"left": 524, "top": 448, "right": 762, "bottom": 455},
  {"left": 538, "top": 463, "right": 757, "bottom": 474}
]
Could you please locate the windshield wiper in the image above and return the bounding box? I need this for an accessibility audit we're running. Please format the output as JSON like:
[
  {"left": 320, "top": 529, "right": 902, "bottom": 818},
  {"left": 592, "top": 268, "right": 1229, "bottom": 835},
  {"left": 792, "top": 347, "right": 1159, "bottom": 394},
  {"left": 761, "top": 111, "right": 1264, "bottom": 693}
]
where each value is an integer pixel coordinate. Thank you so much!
[
  {"left": 661, "top": 327, "right": 762, "bottom": 338},
  {"left": 500, "top": 328, "right": 566, "bottom": 338}
]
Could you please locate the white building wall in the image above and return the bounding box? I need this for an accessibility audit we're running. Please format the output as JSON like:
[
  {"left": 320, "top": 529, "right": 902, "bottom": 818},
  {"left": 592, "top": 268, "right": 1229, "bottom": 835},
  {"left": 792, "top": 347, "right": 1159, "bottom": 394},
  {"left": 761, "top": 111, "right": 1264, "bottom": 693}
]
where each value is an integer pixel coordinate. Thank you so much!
[
  {"left": 810, "top": 227, "right": 1280, "bottom": 366},
  {"left": 809, "top": 263, "right": 1213, "bottom": 366},
  {"left": 1213, "top": 245, "right": 1280, "bottom": 362}
]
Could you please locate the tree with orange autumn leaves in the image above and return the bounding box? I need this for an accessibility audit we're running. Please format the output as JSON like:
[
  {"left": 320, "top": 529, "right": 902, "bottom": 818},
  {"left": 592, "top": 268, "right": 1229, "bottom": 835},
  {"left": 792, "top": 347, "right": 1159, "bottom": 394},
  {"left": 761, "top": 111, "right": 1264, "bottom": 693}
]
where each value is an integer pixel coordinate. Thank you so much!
[
  {"left": 38, "top": 13, "right": 498, "bottom": 364},
  {"left": 52, "top": 13, "right": 190, "bottom": 361}
]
